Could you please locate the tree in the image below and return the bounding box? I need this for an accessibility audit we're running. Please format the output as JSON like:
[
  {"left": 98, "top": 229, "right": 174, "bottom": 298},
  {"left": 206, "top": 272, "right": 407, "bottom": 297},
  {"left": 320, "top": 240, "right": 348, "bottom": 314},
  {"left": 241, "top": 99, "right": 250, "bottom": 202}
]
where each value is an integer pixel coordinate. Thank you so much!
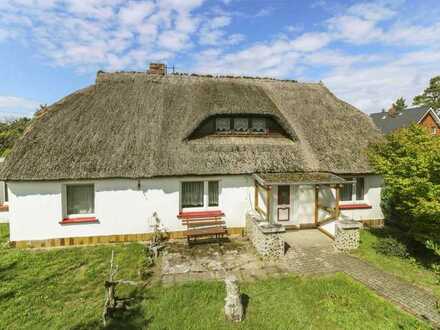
[
  {"left": 368, "top": 124, "right": 440, "bottom": 256},
  {"left": 413, "top": 76, "right": 440, "bottom": 111},
  {"left": 0, "top": 118, "right": 31, "bottom": 157},
  {"left": 393, "top": 97, "right": 407, "bottom": 112}
]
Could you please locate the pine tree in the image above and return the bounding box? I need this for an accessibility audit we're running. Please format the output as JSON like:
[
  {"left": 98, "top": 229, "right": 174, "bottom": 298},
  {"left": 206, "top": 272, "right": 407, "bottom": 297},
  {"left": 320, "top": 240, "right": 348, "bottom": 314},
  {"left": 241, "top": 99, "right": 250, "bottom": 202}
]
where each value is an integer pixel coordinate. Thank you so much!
[{"left": 413, "top": 76, "right": 440, "bottom": 110}]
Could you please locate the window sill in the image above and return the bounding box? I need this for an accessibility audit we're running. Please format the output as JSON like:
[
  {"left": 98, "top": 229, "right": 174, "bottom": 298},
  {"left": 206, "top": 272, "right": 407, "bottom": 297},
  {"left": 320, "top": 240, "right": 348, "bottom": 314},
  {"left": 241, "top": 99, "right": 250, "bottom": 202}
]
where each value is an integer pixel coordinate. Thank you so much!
[
  {"left": 177, "top": 210, "right": 224, "bottom": 219},
  {"left": 339, "top": 203, "right": 372, "bottom": 210},
  {"left": 59, "top": 217, "right": 98, "bottom": 224}
]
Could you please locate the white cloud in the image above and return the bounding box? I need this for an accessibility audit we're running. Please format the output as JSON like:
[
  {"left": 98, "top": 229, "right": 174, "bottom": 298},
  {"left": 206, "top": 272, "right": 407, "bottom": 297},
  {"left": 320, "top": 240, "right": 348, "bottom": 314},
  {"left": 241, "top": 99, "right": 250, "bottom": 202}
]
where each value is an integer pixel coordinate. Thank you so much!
[
  {"left": 159, "top": 31, "right": 191, "bottom": 51},
  {"left": 192, "top": 1, "right": 440, "bottom": 113},
  {"left": 1, "top": 0, "right": 439, "bottom": 115},
  {"left": 347, "top": 3, "right": 396, "bottom": 21},
  {"left": 291, "top": 33, "right": 331, "bottom": 52},
  {"left": 0, "top": 96, "right": 39, "bottom": 109},
  {"left": 323, "top": 64, "right": 432, "bottom": 114},
  {"left": 0, "top": 0, "right": 208, "bottom": 71},
  {"left": 327, "top": 15, "right": 384, "bottom": 44},
  {"left": 0, "top": 96, "right": 41, "bottom": 118},
  {"left": 255, "top": 8, "right": 273, "bottom": 17},
  {"left": 198, "top": 14, "right": 244, "bottom": 46},
  {"left": 118, "top": 1, "right": 155, "bottom": 26}
]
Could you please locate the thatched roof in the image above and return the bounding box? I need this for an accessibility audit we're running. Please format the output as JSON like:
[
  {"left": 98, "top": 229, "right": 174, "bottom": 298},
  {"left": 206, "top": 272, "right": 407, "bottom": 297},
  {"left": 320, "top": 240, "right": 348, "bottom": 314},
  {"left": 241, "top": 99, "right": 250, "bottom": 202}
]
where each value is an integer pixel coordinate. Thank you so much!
[{"left": 0, "top": 72, "right": 382, "bottom": 181}]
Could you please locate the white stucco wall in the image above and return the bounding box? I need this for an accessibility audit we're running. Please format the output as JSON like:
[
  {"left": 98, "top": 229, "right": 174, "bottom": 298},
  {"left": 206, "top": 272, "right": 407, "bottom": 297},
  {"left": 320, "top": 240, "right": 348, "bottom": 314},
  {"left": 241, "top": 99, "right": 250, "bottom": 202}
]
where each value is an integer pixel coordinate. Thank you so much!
[
  {"left": 339, "top": 175, "right": 384, "bottom": 221},
  {"left": 8, "top": 174, "right": 384, "bottom": 242},
  {"left": 8, "top": 175, "right": 254, "bottom": 242}
]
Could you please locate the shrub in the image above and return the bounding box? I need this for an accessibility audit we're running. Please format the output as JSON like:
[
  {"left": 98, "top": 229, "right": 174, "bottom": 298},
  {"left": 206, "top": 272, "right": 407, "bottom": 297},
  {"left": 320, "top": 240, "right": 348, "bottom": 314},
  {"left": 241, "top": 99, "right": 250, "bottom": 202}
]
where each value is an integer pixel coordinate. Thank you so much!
[
  {"left": 374, "top": 237, "right": 409, "bottom": 258},
  {"left": 369, "top": 124, "right": 440, "bottom": 256}
]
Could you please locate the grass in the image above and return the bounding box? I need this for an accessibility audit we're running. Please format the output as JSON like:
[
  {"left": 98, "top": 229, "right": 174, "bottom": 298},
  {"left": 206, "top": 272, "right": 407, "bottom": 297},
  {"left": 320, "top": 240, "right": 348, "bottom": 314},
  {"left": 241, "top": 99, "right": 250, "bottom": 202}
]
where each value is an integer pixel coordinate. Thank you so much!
[
  {"left": 353, "top": 226, "right": 440, "bottom": 299},
  {"left": 0, "top": 224, "right": 430, "bottom": 329}
]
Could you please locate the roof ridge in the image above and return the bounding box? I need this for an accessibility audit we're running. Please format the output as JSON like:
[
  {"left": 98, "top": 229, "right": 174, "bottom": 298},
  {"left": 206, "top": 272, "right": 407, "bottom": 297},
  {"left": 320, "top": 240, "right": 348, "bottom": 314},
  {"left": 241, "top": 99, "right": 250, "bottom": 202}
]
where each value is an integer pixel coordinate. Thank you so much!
[{"left": 95, "top": 70, "right": 324, "bottom": 85}]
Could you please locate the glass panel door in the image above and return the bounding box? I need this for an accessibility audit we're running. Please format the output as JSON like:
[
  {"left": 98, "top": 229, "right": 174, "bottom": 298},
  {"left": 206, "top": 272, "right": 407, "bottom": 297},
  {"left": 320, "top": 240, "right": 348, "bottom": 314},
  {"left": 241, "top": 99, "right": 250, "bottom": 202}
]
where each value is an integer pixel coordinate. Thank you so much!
[{"left": 277, "top": 185, "right": 290, "bottom": 221}]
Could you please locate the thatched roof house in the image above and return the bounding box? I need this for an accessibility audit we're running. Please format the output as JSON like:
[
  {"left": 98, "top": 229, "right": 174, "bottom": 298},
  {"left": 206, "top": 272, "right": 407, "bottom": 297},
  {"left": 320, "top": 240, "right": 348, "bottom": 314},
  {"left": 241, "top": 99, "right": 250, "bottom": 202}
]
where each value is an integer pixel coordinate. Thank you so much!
[
  {"left": 4, "top": 66, "right": 386, "bottom": 248},
  {"left": 0, "top": 72, "right": 381, "bottom": 181}
]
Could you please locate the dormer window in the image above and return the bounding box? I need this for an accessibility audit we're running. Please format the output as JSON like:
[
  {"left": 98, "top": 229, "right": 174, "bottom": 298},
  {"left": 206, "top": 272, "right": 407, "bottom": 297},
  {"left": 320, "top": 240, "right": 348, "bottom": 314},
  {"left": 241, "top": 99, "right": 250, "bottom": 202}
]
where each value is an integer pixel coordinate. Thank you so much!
[
  {"left": 234, "top": 118, "right": 248, "bottom": 132},
  {"left": 189, "top": 114, "right": 291, "bottom": 140},
  {"left": 215, "top": 118, "right": 230, "bottom": 132}
]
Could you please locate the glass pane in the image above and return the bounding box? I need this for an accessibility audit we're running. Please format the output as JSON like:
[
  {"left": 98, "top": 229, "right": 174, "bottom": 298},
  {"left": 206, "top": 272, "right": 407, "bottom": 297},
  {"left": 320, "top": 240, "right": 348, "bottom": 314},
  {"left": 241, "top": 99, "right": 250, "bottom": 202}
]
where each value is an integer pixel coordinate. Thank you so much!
[
  {"left": 215, "top": 118, "right": 230, "bottom": 132},
  {"left": 182, "top": 182, "right": 204, "bottom": 208},
  {"left": 67, "top": 184, "right": 94, "bottom": 215},
  {"left": 252, "top": 118, "right": 266, "bottom": 132},
  {"left": 340, "top": 182, "right": 353, "bottom": 201},
  {"left": 233, "top": 118, "right": 248, "bottom": 132},
  {"left": 278, "top": 185, "right": 290, "bottom": 205},
  {"left": 356, "top": 177, "right": 365, "bottom": 200},
  {"left": 4, "top": 183, "right": 8, "bottom": 202},
  {"left": 208, "top": 181, "right": 219, "bottom": 206}
]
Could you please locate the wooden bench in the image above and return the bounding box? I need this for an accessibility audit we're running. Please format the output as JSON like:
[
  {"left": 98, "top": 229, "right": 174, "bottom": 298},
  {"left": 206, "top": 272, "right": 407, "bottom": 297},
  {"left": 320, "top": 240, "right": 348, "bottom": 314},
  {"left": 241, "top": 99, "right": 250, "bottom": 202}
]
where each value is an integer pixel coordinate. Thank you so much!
[{"left": 177, "top": 211, "right": 227, "bottom": 246}]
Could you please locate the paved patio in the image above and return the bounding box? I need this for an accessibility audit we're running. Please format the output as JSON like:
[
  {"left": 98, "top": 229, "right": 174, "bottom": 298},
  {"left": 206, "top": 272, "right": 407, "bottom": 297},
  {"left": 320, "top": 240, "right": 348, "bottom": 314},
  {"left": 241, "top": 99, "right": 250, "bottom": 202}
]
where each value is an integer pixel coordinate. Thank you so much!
[
  {"left": 282, "top": 229, "right": 334, "bottom": 249},
  {"left": 159, "top": 232, "right": 440, "bottom": 327}
]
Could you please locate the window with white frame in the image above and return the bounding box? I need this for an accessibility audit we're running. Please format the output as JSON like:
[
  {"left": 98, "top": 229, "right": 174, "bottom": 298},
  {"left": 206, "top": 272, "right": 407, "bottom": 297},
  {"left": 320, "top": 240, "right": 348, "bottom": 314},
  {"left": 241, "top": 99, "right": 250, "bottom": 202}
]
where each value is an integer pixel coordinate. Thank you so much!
[
  {"left": 181, "top": 181, "right": 204, "bottom": 208},
  {"left": 208, "top": 181, "right": 219, "bottom": 206},
  {"left": 340, "top": 177, "right": 365, "bottom": 202},
  {"left": 66, "top": 184, "right": 95, "bottom": 215},
  {"left": 181, "top": 180, "right": 220, "bottom": 208}
]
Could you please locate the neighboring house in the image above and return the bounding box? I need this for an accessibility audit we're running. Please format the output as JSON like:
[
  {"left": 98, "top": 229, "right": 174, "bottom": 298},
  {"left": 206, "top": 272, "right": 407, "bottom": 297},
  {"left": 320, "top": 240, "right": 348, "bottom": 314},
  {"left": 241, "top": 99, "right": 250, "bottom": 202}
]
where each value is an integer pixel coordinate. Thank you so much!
[
  {"left": 0, "top": 64, "right": 384, "bottom": 247},
  {"left": 0, "top": 157, "right": 9, "bottom": 223},
  {"left": 370, "top": 106, "right": 440, "bottom": 135}
]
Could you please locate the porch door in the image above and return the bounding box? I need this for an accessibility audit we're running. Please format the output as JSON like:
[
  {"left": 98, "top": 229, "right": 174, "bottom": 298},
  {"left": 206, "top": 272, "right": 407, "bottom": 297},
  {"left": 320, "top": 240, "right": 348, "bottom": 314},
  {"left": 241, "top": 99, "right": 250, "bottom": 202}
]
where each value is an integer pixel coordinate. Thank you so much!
[
  {"left": 277, "top": 185, "right": 290, "bottom": 221},
  {"left": 296, "top": 185, "right": 315, "bottom": 225}
]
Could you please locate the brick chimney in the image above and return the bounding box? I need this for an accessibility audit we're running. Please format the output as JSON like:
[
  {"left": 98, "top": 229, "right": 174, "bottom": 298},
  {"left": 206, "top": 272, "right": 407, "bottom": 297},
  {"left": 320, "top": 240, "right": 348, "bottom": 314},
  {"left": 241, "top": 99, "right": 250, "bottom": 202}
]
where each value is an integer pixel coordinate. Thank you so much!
[{"left": 147, "top": 63, "right": 166, "bottom": 75}]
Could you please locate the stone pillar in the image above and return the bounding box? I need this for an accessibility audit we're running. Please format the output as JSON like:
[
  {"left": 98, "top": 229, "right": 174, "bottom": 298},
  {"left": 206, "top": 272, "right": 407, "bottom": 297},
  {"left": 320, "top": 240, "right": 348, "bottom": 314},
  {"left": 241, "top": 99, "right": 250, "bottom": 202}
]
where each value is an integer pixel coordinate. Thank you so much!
[
  {"left": 245, "top": 211, "right": 285, "bottom": 259},
  {"left": 224, "top": 275, "right": 243, "bottom": 322},
  {"left": 335, "top": 220, "right": 362, "bottom": 251}
]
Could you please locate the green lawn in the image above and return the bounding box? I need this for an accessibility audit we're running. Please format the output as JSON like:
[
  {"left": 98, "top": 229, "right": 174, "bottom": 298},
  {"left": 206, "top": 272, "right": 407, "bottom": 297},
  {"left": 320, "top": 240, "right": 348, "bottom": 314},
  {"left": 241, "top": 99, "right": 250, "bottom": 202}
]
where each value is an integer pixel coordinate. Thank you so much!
[
  {"left": 353, "top": 227, "right": 440, "bottom": 299},
  {"left": 0, "top": 224, "right": 430, "bottom": 329}
]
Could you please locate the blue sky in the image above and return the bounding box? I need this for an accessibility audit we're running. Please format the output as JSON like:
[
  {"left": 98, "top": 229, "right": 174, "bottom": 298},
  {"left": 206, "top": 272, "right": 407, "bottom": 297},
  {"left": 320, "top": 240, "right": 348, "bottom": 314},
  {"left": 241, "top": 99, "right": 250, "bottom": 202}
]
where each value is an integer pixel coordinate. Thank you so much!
[{"left": 0, "top": 0, "right": 439, "bottom": 118}]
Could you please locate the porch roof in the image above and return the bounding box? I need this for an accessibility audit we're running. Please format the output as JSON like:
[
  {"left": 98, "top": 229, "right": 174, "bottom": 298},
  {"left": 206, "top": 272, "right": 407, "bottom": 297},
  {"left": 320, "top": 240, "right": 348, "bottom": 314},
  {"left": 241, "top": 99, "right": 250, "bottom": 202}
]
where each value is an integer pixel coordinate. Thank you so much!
[{"left": 253, "top": 172, "right": 348, "bottom": 186}]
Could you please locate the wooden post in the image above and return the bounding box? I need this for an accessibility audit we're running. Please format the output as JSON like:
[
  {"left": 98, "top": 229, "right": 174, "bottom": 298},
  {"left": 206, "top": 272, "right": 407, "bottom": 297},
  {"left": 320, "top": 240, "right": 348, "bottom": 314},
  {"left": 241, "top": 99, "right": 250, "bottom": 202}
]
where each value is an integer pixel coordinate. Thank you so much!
[
  {"left": 314, "top": 185, "right": 319, "bottom": 225},
  {"left": 335, "top": 184, "right": 341, "bottom": 217},
  {"left": 266, "top": 185, "right": 272, "bottom": 223}
]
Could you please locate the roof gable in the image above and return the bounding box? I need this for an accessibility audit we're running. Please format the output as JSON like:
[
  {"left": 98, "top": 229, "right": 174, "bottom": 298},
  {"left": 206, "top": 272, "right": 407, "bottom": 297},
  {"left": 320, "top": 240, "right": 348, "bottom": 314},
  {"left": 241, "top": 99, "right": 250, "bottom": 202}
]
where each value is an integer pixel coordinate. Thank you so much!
[{"left": 370, "top": 106, "right": 434, "bottom": 134}]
